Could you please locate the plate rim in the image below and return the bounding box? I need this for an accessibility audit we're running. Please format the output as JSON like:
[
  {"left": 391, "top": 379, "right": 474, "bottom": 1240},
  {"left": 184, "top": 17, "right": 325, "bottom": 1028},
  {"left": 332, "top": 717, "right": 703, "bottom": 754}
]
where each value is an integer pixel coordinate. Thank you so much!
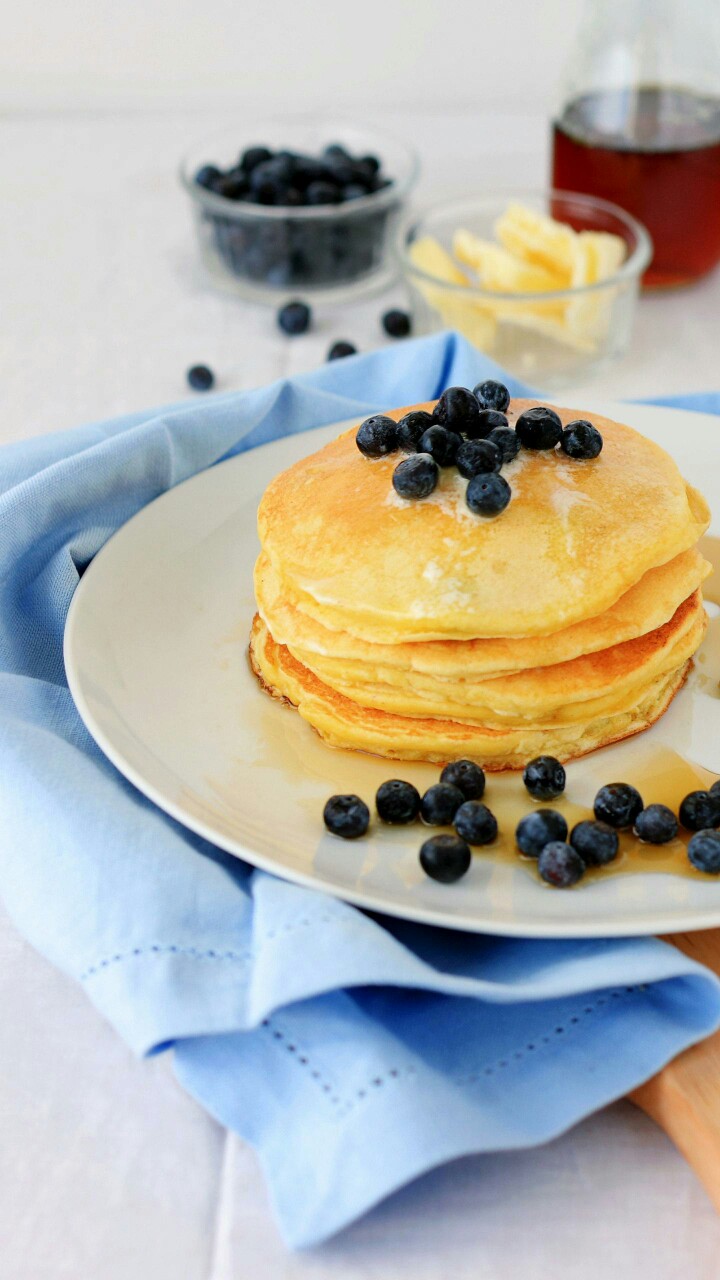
[{"left": 64, "top": 400, "right": 720, "bottom": 938}]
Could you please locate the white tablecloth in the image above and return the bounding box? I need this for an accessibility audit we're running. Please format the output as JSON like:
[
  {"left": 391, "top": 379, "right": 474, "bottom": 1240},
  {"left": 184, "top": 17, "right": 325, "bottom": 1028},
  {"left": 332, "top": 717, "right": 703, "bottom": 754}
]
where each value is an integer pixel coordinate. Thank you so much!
[{"left": 3, "top": 108, "right": 720, "bottom": 1279}]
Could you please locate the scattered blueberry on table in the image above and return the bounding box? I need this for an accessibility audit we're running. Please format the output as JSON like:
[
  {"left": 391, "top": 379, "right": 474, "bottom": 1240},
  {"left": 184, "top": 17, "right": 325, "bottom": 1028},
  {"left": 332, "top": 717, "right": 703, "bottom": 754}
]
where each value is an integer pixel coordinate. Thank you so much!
[
  {"left": 593, "top": 782, "right": 644, "bottom": 829},
  {"left": 382, "top": 309, "right": 412, "bottom": 339},
  {"left": 277, "top": 299, "right": 311, "bottom": 335},
  {"left": 323, "top": 794, "right": 370, "bottom": 839},
  {"left": 569, "top": 820, "right": 619, "bottom": 866},
  {"left": 392, "top": 453, "right": 439, "bottom": 499},
  {"left": 327, "top": 340, "right": 357, "bottom": 361},
  {"left": 419, "top": 834, "right": 472, "bottom": 883},
  {"left": 439, "top": 759, "right": 486, "bottom": 801},
  {"left": 420, "top": 783, "right": 465, "bottom": 826},
  {"left": 454, "top": 801, "right": 498, "bottom": 846},
  {"left": 186, "top": 364, "right": 215, "bottom": 391},
  {"left": 633, "top": 803, "right": 679, "bottom": 844},
  {"left": 538, "top": 841, "right": 586, "bottom": 887},
  {"left": 516, "top": 809, "right": 569, "bottom": 858},
  {"left": 523, "top": 755, "right": 566, "bottom": 801},
  {"left": 376, "top": 779, "right": 422, "bottom": 824}
]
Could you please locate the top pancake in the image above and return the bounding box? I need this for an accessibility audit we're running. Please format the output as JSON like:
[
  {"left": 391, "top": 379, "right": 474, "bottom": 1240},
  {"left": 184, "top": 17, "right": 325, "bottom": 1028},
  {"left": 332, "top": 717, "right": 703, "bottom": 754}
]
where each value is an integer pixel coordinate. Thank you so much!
[{"left": 257, "top": 399, "right": 710, "bottom": 642}]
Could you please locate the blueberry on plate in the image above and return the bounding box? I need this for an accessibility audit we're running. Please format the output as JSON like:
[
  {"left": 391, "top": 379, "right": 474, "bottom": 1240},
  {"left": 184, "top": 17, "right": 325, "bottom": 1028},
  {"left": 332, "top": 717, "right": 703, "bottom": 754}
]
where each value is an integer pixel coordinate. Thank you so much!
[
  {"left": 419, "top": 833, "right": 472, "bottom": 883},
  {"left": 634, "top": 803, "right": 679, "bottom": 844},
  {"left": 523, "top": 755, "right": 566, "bottom": 801},
  {"left": 239, "top": 145, "right": 274, "bottom": 173},
  {"left": 516, "top": 809, "right": 568, "bottom": 858},
  {"left": 433, "top": 387, "right": 481, "bottom": 436},
  {"left": 440, "top": 759, "right": 485, "bottom": 801},
  {"left": 687, "top": 829, "right": 720, "bottom": 874},
  {"left": 515, "top": 406, "right": 563, "bottom": 450},
  {"left": 327, "top": 340, "right": 357, "bottom": 360},
  {"left": 593, "top": 782, "right": 643, "bottom": 829},
  {"left": 473, "top": 379, "right": 511, "bottom": 413},
  {"left": 186, "top": 364, "right": 215, "bottom": 392},
  {"left": 538, "top": 841, "right": 585, "bottom": 887},
  {"left": 356, "top": 414, "right": 399, "bottom": 458},
  {"left": 487, "top": 426, "right": 520, "bottom": 464},
  {"left": 454, "top": 801, "right": 498, "bottom": 846},
  {"left": 396, "top": 409, "right": 435, "bottom": 452},
  {"left": 323, "top": 794, "right": 370, "bottom": 838},
  {"left": 382, "top": 309, "right": 412, "bottom": 338},
  {"left": 419, "top": 425, "right": 461, "bottom": 467},
  {"left": 456, "top": 439, "right": 501, "bottom": 479},
  {"left": 376, "top": 779, "right": 421, "bottom": 824},
  {"left": 561, "top": 419, "right": 603, "bottom": 460},
  {"left": 392, "top": 453, "right": 439, "bottom": 499},
  {"left": 679, "top": 790, "right": 720, "bottom": 832},
  {"left": 277, "top": 300, "right": 311, "bottom": 336},
  {"left": 420, "top": 783, "right": 465, "bottom": 825},
  {"left": 465, "top": 472, "right": 511, "bottom": 517},
  {"left": 569, "top": 819, "right": 619, "bottom": 866}
]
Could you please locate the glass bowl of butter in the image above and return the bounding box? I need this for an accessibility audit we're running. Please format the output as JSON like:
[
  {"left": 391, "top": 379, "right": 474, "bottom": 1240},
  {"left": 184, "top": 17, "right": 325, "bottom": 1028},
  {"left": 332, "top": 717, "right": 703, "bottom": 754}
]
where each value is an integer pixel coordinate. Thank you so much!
[{"left": 397, "top": 191, "right": 652, "bottom": 389}]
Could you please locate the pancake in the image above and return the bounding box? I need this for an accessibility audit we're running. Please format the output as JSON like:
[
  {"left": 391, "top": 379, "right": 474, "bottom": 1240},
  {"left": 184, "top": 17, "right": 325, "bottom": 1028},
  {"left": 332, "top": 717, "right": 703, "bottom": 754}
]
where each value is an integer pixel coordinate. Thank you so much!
[
  {"left": 249, "top": 615, "right": 692, "bottom": 769},
  {"left": 257, "top": 400, "right": 709, "bottom": 642},
  {"left": 255, "top": 547, "right": 711, "bottom": 678}
]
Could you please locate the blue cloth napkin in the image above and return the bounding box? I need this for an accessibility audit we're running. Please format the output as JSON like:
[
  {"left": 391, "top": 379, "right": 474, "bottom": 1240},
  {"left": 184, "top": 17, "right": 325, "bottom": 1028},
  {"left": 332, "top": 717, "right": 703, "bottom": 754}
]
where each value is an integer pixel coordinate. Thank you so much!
[{"left": 2, "top": 331, "right": 720, "bottom": 1248}]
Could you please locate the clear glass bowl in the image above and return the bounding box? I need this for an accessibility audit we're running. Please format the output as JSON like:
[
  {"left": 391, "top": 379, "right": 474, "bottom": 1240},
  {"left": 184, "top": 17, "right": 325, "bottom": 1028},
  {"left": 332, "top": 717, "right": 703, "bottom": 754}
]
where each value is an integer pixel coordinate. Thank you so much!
[
  {"left": 180, "top": 120, "right": 419, "bottom": 304},
  {"left": 397, "top": 190, "right": 652, "bottom": 388}
]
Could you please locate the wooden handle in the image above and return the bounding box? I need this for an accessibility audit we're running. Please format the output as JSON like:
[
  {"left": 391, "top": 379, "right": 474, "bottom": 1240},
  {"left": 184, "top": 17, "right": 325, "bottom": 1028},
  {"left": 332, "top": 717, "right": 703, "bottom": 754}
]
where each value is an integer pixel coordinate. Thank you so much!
[{"left": 630, "top": 930, "right": 720, "bottom": 1212}]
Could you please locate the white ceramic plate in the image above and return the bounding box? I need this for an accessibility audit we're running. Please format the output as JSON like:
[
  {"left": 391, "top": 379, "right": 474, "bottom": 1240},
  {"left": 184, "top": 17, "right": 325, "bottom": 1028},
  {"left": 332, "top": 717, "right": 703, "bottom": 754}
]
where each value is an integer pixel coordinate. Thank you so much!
[{"left": 64, "top": 401, "right": 720, "bottom": 937}]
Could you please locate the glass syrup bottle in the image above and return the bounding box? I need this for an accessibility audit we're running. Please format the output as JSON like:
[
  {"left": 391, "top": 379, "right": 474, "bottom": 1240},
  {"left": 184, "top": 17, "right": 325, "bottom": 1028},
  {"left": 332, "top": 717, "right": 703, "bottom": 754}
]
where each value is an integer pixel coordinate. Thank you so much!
[{"left": 552, "top": 0, "right": 720, "bottom": 289}]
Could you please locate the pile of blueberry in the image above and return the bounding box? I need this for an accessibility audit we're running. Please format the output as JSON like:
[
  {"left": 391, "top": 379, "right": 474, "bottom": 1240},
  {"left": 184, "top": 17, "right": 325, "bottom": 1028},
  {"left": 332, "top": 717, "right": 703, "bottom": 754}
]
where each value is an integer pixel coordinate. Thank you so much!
[
  {"left": 355, "top": 382, "right": 604, "bottom": 518},
  {"left": 194, "top": 143, "right": 398, "bottom": 289},
  {"left": 323, "top": 762, "right": 720, "bottom": 887}
]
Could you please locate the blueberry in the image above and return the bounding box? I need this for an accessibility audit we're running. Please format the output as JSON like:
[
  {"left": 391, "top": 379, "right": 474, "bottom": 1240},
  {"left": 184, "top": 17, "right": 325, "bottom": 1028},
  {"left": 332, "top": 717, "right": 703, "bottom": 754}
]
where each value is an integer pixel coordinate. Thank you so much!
[
  {"left": 569, "top": 820, "right": 619, "bottom": 866},
  {"left": 515, "top": 406, "right": 563, "bottom": 450},
  {"left": 472, "top": 409, "right": 509, "bottom": 439},
  {"left": 382, "top": 309, "right": 412, "bottom": 339},
  {"left": 215, "top": 170, "right": 250, "bottom": 200},
  {"left": 434, "top": 387, "right": 481, "bottom": 436},
  {"left": 323, "top": 143, "right": 351, "bottom": 162},
  {"left": 456, "top": 439, "right": 501, "bottom": 479},
  {"left": 419, "top": 425, "right": 461, "bottom": 467},
  {"left": 454, "top": 801, "right": 498, "bottom": 846},
  {"left": 419, "top": 833, "right": 472, "bottom": 883},
  {"left": 277, "top": 300, "right": 311, "bottom": 336},
  {"left": 187, "top": 364, "right": 215, "bottom": 391},
  {"left": 239, "top": 145, "right": 274, "bottom": 174},
  {"left": 440, "top": 759, "right": 486, "bottom": 800},
  {"left": 327, "top": 341, "right": 357, "bottom": 360},
  {"left": 392, "top": 453, "right": 439, "bottom": 499},
  {"left": 523, "top": 755, "right": 566, "bottom": 801},
  {"left": 195, "top": 163, "right": 223, "bottom": 190},
  {"left": 306, "top": 180, "right": 341, "bottom": 205},
  {"left": 421, "top": 783, "right": 465, "bottom": 825},
  {"left": 687, "top": 829, "right": 720, "bottom": 874},
  {"left": 516, "top": 809, "right": 568, "bottom": 858},
  {"left": 376, "top": 779, "right": 421, "bottom": 824},
  {"left": 356, "top": 414, "right": 399, "bottom": 458},
  {"left": 396, "top": 410, "right": 435, "bottom": 452},
  {"left": 538, "top": 841, "right": 585, "bottom": 887},
  {"left": 249, "top": 158, "right": 294, "bottom": 204},
  {"left": 488, "top": 426, "right": 520, "bottom": 464},
  {"left": 679, "top": 790, "right": 720, "bottom": 832},
  {"left": 323, "top": 794, "right": 370, "bottom": 839},
  {"left": 466, "top": 472, "right": 511, "bottom": 517},
  {"left": 473, "top": 379, "right": 511, "bottom": 413},
  {"left": 561, "top": 419, "right": 603, "bottom": 460},
  {"left": 358, "top": 153, "right": 381, "bottom": 175},
  {"left": 343, "top": 183, "right": 369, "bottom": 200},
  {"left": 593, "top": 783, "right": 644, "bottom": 829},
  {"left": 634, "top": 804, "right": 679, "bottom": 844},
  {"left": 711, "top": 780, "right": 720, "bottom": 802}
]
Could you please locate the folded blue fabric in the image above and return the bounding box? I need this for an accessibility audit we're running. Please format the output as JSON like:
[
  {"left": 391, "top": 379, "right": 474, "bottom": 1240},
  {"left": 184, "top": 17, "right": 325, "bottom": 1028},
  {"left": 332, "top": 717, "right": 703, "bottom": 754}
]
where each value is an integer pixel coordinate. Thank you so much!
[{"left": 2, "top": 331, "right": 720, "bottom": 1248}]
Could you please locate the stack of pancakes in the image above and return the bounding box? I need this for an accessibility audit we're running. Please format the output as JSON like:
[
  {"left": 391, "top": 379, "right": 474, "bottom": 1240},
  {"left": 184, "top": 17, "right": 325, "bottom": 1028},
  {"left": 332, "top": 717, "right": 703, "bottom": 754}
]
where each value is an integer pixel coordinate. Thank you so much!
[{"left": 250, "top": 399, "right": 710, "bottom": 768}]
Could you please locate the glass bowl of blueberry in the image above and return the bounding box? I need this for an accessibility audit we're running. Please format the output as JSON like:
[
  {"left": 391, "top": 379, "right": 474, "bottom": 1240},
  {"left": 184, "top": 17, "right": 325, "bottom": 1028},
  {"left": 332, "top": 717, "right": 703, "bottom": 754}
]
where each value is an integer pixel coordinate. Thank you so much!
[
  {"left": 180, "top": 120, "right": 419, "bottom": 302},
  {"left": 397, "top": 190, "right": 651, "bottom": 388}
]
